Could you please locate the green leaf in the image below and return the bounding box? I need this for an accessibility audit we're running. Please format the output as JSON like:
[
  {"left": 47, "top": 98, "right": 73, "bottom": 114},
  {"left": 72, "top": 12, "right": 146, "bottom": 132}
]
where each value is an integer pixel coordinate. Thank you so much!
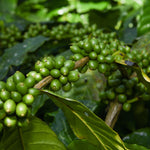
[
  {"left": 125, "top": 143, "right": 150, "bottom": 150},
  {"left": 89, "top": 9, "right": 120, "bottom": 30},
  {"left": 115, "top": 59, "right": 150, "bottom": 91},
  {"left": 137, "top": 0, "right": 150, "bottom": 35},
  {"left": 0, "top": 0, "right": 17, "bottom": 14},
  {"left": 50, "top": 109, "right": 76, "bottom": 146},
  {"left": 76, "top": 1, "right": 110, "bottom": 13},
  {"left": 0, "top": 35, "right": 49, "bottom": 80},
  {"left": 68, "top": 139, "right": 98, "bottom": 150},
  {"left": 31, "top": 94, "right": 50, "bottom": 115},
  {"left": 123, "top": 128, "right": 150, "bottom": 149},
  {"left": 0, "top": 117, "right": 66, "bottom": 150},
  {"left": 42, "top": 90, "right": 127, "bottom": 150}
]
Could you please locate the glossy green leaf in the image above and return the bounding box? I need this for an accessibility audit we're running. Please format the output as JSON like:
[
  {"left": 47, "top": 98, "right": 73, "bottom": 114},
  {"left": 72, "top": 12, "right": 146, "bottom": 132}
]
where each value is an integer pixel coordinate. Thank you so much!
[
  {"left": 125, "top": 143, "right": 150, "bottom": 150},
  {"left": 42, "top": 90, "right": 127, "bottom": 150},
  {"left": 0, "top": 35, "right": 49, "bottom": 80},
  {"left": 123, "top": 128, "right": 150, "bottom": 149},
  {"left": 115, "top": 59, "right": 150, "bottom": 91},
  {"left": 0, "top": 117, "right": 66, "bottom": 150},
  {"left": 50, "top": 70, "right": 103, "bottom": 146},
  {"left": 31, "top": 94, "right": 50, "bottom": 115},
  {"left": 76, "top": 1, "right": 110, "bottom": 13},
  {"left": 68, "top": 139, "right": 98, "bottom": 150},
  {"left": 50, "top": 109, "right": 76, "bottom": 146},
  {"left": 137, "top": 0, "right": 150, "bottom": 35}
]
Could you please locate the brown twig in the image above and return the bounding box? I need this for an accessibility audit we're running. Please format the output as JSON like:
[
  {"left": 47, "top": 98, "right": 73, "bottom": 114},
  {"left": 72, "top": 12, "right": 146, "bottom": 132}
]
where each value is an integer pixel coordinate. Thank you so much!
[
  {"left": 34, "top": 56, "right": 89, "bottom": 89},
  {"left": 105, "top": 99, "right": 122, "bottom": 128}
]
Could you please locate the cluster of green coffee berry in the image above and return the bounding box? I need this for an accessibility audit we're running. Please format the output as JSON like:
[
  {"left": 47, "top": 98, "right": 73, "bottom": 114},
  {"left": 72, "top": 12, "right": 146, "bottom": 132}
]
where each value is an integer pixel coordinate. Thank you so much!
[
  {"left": 0, "top": 23, "right": 150, "bottom": 131},
  {"left": 125, "top": 49, "right": 150, "bottom": 77},
  {"left": 69, "top": 34, "right": 150, "bottom": 111},
  {"left": 49, "top": 23, "right": 98, "bottom": 43},
  {"left": 32, "top": 55, "right": 80, "bottom": 92},
  {"left": 99, "top": 70, "right": 150, "bottom": 111},
  {"left": 0, "top": 23, "right": 99, "bottom": 50},
  {"left": 70, "top": 35, "right": 131, "bottom": 76},
  {"left": 0, "top": 71, "right": 40, "bottom": 131},
  {"left": 23, "top": 23, "right": 50, "bottom": 39},
  {"left": 0, "top": 24, "right": 22, "bottom": 49}
]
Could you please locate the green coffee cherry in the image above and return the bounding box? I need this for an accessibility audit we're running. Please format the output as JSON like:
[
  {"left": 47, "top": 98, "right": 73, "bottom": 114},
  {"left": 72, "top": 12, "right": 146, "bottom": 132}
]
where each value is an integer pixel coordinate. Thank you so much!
[
  {"left": 43, "top": 59, "right": 54, "bottom": 70},
  {"left": 72, "top": 54, "right": 83, "bottom": 61},
  {"left": 101, "top": 49, "right": 109, "bottom": 56},
  {"left": 97, "top": 55, "right": 105, "bottom": 63},
  {"left": 115, "top": 85, "right": 126, "bottom": 94},
  {"left": 59, "top": 76, "right": 68, "bottom": 85},
  {"left": 16, "top": 102, "right": 28, "bottom": 117},
  {"left": 105, "top": 55, "right": 114, "bottom": 63},
  {"left": 125, "top": 79, "right": 135, "bottom": 88},
  {"left": 24, "top": 76, "right": 36, "bottom": 88},
  {"left": 123, "top": 103, "right": 131, "bottom": 112},
  {"left": 16, "top": 82, "right": 28, "bottom": 95},
  {"left": 98, "top": 64, "right": 109, "bottom": 74},
  {"left": 68, "top": 71, "right": 80, "bottom": 82},
  {"left": 118, "top": 94, "right": 127, "bottom": 103},
  {"left": 90, "top": 38, "right": 98, "bottom": 47},
  {"left": 78, "top": 41, "right": 84, "bottom": 48},
  {"left": 4, "top": 116, "right": 17, "bottom": 127},
  {"left": 50, "top": 79, "right": 61, "bottom": 91},
  {"left": 83, "top": 42, "right": 92, "bottom": 53},
  {"left": 3, "top": 99, "right": 16, "bottom": 114},
  {"left": 60, "top": 67, "right": 69, "bottom": 76},
  {"left": 141, "top": 93, "right": 150, "bottom": 101},
  {"left": 28, "top": 88, "right": 40, "bottom": 96},
  {"left": 6, "top": 81, "right": 16, "bottom": 91},
  {"left": 23, "top": 94, "right": 34, "bottom": 105},
  {"left": 62, "top": 82, "right": 72, "bottom": 92},
  {"left": 64, "top": 60, "right": 75, "bottom": 71},
  {"left": 99, "top": 91, "right": 107, "bottom": 100},
  {"left": 0, "top": 89, "right": 10, "bottom": 101},
  {"left": 11, "top": 91, "right": 22, "bottom": 103},
  {"left": 34, "top": 73, "right": 43, "bottom": 82},
  {"left": 88, "top": 60, "right": 98, "bottom": 70},
  {"left": 35, "top": 61, "right": 45, "bottom": 72},
  {"left": 93, "top": 45, "right": 101, "bottom": 54},
  {"left": 13, "top": 71, "right": 25, "bottom": 83},
  {"left": 27, "top": 71, "right": 37, "bottom": 78},
  {"left": 50, "top": 69, "right": 61, "bottom": 78},
  {"left": 106, "top": 90, "right": 115, "bottom": 100},
  {"left": 55, "top": 56, "right": 65, "bottom": 69},
  {"left": 39, "top": 68, "right": 50, "bottom": 77},
  {"left": 89, "top": 52, "right": 97, "bottom": 60},
  {"left": 70, "top": 45, "right": 81, "bottom": 54},
  {"left": 6, "top": 76, "right": 14, "bottom": 82}
]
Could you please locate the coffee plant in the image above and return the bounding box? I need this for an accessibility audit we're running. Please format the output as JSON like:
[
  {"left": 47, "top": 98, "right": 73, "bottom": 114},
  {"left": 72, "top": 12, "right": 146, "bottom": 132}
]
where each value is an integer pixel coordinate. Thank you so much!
[{"left": 1, "top": 0, "right": 150, "bottom": 150}]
